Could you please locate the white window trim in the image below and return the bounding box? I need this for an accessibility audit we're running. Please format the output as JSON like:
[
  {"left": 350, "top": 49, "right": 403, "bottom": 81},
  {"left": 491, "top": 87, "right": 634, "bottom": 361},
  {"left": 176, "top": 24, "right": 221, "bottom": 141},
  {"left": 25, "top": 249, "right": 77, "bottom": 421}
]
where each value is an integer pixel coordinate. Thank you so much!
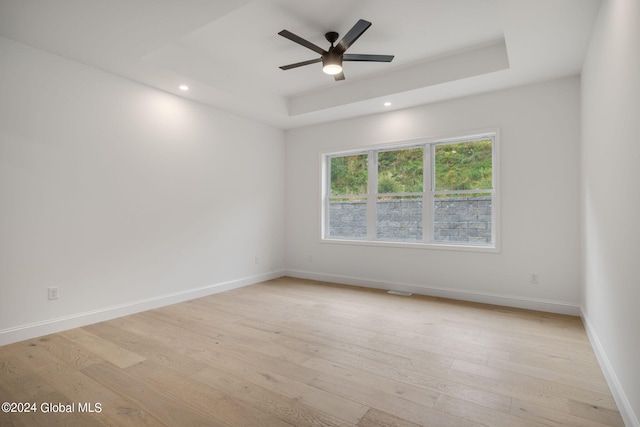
[{"left": 320, "top": 130, "right": 500, "bottom": 253}]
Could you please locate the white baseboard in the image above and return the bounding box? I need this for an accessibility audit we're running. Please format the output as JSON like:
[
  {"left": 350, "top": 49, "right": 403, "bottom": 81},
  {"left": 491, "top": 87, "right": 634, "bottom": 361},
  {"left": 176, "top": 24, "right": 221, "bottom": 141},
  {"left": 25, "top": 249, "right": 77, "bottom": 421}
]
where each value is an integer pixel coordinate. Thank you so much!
[
  {"left": 581, "top": 308, "right": 640, "bottom": 427},
  {"left": 0, "top": 270, "right": 285, "bottom": 346},
  {"left": 285, "top": 269, "right": 581, "bottom": 316}
]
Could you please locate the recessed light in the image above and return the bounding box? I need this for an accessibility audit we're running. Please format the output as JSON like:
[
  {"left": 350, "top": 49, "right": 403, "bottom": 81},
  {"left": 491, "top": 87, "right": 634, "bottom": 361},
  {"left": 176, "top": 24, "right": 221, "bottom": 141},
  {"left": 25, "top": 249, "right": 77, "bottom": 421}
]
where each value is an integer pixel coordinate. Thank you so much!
[
  {"left": 179, "top": 85, "right": 189, "bottom": 91},
  {"left": 384, "top": 102, "right": 391, "bottom": 107}
]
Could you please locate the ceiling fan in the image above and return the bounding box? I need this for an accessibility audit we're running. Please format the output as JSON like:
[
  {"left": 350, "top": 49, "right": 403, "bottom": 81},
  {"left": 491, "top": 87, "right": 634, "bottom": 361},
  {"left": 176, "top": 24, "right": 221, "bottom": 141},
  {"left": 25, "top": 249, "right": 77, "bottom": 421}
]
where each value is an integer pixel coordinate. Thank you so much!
[{"left": 278, "top": 19, "right": 394, "bottom": 81}]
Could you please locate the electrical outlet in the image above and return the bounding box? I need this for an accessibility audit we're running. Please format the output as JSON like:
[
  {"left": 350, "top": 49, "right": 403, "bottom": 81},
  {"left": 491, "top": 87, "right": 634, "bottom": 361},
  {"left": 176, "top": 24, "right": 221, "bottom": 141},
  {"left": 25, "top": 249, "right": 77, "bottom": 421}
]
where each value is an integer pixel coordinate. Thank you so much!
[
  {"left": 254, "top": 256, "right": 260, "bottom": 265},
  {"left": 308, "top": 254, "right": 313, "bottom": 263},
  {"left": 529, "top": 273, "right": 539, "bottom": 284},
  {"left": 48, "top": 287, "right": 59, "bottom": 300}
]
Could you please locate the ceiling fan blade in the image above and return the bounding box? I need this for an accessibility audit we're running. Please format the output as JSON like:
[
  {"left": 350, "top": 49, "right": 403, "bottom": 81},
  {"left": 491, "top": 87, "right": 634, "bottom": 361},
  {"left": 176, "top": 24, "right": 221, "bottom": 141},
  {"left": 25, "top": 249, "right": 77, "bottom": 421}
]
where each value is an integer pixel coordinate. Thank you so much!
[
  {"left": 278, "top": 30, "right": 326, "bottom": 55},
  {"left": 334, "top": 19, "right": 372, "bottom": 54},
  {"left": 343, "top": 54, "right": 394, "bottom": 62},
  {"left": 334, "top": 71, "right": 345, "bottom": 81},
  {"left": 279, "top": 58, "right": 322, "bottom": 70}
]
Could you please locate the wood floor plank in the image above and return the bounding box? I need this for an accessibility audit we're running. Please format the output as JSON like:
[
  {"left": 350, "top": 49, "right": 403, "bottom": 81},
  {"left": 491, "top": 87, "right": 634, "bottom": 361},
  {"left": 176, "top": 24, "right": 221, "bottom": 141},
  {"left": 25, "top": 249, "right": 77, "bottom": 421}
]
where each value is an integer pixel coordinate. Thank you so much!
[
  {"left": 274, "top": 331, "right": 512, "bottom": 413},
  {"left": 35, "top": 361, "right": 164, "bottom": 426},
  {"left": 309, "top": 374, "right": 484, "bottom": 427},
  {"left": 141, "top": 309, "right": 313, "bottom": 367},
  {"left": 128, "top": 313, "right": 319, "bottom": 385},
  {"left": 505, "top": 351, "right": 607, "bottom": 382},
  {"left": 193, "top": 365, "right": 354, "bottom": 427},
  {"left": 356, "top": 408, "right": 422, "bottom": 427},
  {"left": 426, "top": 359, "right": 578, "bottom": 415},
  {"left": 434, "top": 394, "right": 545, "bottom": 427},
  {"left": 567, "top": 399, "right": 626, "bottom": 427},
  {"left": 3, "top": 337, "right": 62, "bottom": 371},
  {"left": 511, "top": 399, "right": 623, "bottom": 427},
  {"left": 0, "top": 353, "right": 57, "bottom": 401},
  {"left": 81, "top": 362, "right": 218, "bottom": 426},
  {"left": 124, "top": 360, "right": 293, "bottom": 427},
  {"left": 179, "top": 337, "right": 319, "bottom": 385},
  {"left": 0, "top": 277, "right": 622, "bottom": 426},
  {"left": 30, "top": 334, "right": 104, "bottom": 370},
  {"left": 83, "top": 321, "right": 209, "bottom": 377},
  {"left": 60, "top": 328, "right": 146, "bottom": 369},
  {"left": 267, "top": 323, "right": 416, "bottom": 372},
  {"left": 302, "top": 357, "right": 440, "bottom": 409},
  {"left": 486, "top": 357, "right": 611, "bottom": 394},
  {"left": 211, "top": 365, "right": 368, "bottom": 425},
  {"left": 452, "top": 359, "right": 618, "bottom": 410}
]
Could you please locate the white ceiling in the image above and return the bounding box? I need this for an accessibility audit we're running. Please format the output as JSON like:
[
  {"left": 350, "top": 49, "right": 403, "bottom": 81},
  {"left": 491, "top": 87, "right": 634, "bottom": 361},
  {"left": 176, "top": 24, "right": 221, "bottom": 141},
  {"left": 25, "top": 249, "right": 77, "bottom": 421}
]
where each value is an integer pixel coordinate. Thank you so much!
[{"left": 0, "top": 0, "right": 601, "bottom": 129}]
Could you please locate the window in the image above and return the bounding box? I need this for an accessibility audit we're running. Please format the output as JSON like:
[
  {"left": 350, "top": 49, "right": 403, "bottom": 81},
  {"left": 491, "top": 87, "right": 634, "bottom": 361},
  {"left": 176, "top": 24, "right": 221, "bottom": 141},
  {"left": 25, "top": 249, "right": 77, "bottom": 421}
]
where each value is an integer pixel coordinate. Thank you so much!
[
  {"left": 328, "top": 154, "right": 368, "bottom": 239},
  {"left": 323, "top": 133, "right": 497, "bottom": 249},
  {"left": 376, "top": 147, "right": 424, "bottom": 241}
]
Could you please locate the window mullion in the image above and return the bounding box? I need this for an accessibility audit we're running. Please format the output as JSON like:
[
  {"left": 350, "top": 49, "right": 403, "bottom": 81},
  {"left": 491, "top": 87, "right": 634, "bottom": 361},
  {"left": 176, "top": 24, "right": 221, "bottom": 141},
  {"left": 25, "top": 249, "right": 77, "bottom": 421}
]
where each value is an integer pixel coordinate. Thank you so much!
[
  {"left": 323, "top": 156, "right": 329, "bottom": 238},
  {"left": 366, "top": 150, "right": 377, "bottom": 239},
  {"left": 423, "top": 144, "right": 433, "bottom": 243}
]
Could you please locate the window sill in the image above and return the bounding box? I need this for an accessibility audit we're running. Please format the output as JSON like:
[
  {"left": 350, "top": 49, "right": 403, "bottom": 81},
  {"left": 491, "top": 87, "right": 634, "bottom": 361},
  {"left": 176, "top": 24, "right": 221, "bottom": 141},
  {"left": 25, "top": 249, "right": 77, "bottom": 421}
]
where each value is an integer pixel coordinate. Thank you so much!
[{"left": 320, "top": 237, "right": 500, "bottom": 253}]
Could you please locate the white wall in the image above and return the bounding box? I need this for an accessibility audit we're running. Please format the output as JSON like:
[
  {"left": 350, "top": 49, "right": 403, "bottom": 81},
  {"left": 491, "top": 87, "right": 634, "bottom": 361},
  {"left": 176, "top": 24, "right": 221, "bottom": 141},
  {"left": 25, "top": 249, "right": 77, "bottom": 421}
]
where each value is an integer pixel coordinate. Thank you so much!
[
  {"left": 0, "top": 37, "right": 285, "bottom": 344},
  {"left": 581, "top": 0, "right": 640, "bottom": 425},
  {"left": 285, "top": 77, "right": 582, "bottom": 314}
]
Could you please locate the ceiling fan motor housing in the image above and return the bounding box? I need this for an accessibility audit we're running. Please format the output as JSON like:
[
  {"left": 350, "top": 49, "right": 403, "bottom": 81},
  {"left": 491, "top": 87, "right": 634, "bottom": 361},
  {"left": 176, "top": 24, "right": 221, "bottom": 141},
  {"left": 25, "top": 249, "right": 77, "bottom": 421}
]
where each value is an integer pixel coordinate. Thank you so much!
[{"left": 323, "top": 50, "right": 343, "bottom": 70}]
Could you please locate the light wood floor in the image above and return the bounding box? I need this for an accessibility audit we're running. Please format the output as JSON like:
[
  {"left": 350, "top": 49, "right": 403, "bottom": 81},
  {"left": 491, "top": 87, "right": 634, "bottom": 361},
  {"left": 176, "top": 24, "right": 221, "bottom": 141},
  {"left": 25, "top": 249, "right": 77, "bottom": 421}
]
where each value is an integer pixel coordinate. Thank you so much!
[{"left": 0, "top": 277, "right": 623, "bottom": 426}]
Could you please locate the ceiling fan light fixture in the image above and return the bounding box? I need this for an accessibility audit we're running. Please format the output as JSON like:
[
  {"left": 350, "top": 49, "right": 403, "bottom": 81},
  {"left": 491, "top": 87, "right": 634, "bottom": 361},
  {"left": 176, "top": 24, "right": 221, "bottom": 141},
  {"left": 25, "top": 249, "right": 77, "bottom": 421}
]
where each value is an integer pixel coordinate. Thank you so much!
[
  {"left": 322, "top": 63, "right": 342, "bottom": 75},
  {"left": 322, "top": 51, "right": 343, "bottom": 75}
]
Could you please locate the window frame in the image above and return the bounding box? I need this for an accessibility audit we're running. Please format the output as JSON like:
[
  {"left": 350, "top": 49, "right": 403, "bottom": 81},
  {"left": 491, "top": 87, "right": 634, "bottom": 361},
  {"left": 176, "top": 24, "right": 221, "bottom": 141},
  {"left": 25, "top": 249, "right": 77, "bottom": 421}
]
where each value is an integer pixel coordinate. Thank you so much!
[{"left": 320, "top": 130, "right": 500, "bottom": 252}]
